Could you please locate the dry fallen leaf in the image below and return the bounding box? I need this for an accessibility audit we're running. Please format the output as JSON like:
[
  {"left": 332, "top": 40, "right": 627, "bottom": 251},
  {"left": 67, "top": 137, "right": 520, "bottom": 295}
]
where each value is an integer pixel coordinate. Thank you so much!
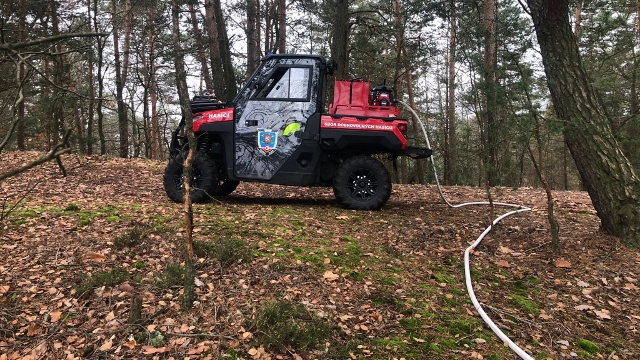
[
  {"left": 555, "top": 259, "right": 571, "bottom": 268},
  {"left": 88, "top": 252, "right": 106, "bottom": 262},
  {"left": 99, "top": 339, "right": 112, "bottom": 351},
  {"left": 625, "top": 283, "right": 639, "bottom": 291},
  {"left": 495, "top": 260, "right": 510, "bottom": 268},
  {"left": 498, "top": 246, "right": 513, "bottom": 254},
  {"left": 26, "top": 323, "right": 41, "bottom": 337},
  {"left": 142, "top": 346, "right": 168, "bottom": 354},
  {"left": 413, "top": 337, "right": 426, "bottom": 343},
  {"left": 576, "top": 280, "right": 589, "bottom": 287},
  {"left": 248, "top": 348, "right": 259, "bottom": 356},
  {"left": 593, "top": 309, "right": 611, "bottom": 320},
  {"left": 50, "top": 310, "right": 62, "bottom": 323},
  {"left": 323, "top": 271, "right": 339, "bottom": 281},
  {"left": 574, "top": 304, "right": 594, "bottom": 311}
]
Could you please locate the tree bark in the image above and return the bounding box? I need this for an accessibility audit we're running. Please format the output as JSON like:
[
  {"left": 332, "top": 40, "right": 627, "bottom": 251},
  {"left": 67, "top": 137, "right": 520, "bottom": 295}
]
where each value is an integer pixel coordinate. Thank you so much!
[
  {"left": 112, "top": 0, "right": 129, "bottom": 158},
  {"left": 188, "top": 3, "right": 213, "bottom": 92},
  {"left": 277, "top": 0, "right": 286, "bottom": 53},
  {"left": 330, "top": 0, "right": 349, "bottom": 79},
  {"left": 527, "top": 0, "right": 640, "bottom": 246},
  {"left": 204, "top": 0, "right": 225, "bottom": 99},
  {"left": 445, "top": 0, "right": 457, "bottom": 185},
  {"left": 94, "top": 0, "right": 106, "bottom": 155},
  {"left": 16, "top": 0, "right": 26, "bottom": 151},
  {"left": 483, "top": 0, "right": 499, "bottom": 185},
  {"left": 246, "top": 0, "right": 260, "bottom": 79},
  {"left": 213, "top": 0, "right": 237, "bottom": 99}
]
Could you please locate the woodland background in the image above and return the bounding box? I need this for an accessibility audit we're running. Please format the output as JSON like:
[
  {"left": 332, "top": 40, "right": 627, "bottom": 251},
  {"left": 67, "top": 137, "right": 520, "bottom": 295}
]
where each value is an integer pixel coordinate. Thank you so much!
[{"left": 3, "top": 0, "right": 639, "bottom": 189}]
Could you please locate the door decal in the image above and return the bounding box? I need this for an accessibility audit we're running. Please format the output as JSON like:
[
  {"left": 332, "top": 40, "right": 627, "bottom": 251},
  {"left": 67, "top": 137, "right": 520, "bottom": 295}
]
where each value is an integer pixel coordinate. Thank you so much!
[{"left": 258, "top": 129, "right": 278, "bottom": 155}]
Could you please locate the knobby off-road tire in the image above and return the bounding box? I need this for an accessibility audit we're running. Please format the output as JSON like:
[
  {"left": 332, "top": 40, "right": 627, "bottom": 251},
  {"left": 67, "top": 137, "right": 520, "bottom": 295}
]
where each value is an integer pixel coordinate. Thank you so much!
[
  {"left": 163, "top": 152, "right": 218, "bottom": 203},
  {"left": 333, "top": 155, "right": 392, "bottom": 210}
]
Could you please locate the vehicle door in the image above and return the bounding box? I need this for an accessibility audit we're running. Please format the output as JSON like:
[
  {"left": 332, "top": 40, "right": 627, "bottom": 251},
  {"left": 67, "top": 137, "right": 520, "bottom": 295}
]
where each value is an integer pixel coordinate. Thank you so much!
[{"left": 234, "top": 57, "right": 320, "bottom": 180}]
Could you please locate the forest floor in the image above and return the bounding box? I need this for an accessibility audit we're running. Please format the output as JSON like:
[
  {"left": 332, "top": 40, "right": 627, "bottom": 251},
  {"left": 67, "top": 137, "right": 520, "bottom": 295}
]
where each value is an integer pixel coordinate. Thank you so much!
[{"left": 0, "top": 151, "right": 639, "bottom": 360}]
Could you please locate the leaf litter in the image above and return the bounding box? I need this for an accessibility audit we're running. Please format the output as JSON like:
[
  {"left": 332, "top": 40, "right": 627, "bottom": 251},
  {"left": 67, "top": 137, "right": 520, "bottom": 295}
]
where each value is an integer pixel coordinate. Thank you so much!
[{"left": 0, "top": 151, "right": 639, "bottom": 359}]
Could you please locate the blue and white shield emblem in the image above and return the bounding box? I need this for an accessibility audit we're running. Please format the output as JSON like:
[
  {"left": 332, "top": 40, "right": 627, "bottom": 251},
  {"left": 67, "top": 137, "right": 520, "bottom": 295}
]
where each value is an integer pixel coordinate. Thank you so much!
[{"left": 258, "top": 129, "right": 278, "bottom": 155}]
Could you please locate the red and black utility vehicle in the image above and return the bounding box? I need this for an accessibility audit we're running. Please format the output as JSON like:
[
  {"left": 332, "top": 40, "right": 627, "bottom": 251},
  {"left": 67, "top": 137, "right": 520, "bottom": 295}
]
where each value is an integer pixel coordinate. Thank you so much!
[{"left": 164, "top": 54, "right": 431, "bottom": 210}]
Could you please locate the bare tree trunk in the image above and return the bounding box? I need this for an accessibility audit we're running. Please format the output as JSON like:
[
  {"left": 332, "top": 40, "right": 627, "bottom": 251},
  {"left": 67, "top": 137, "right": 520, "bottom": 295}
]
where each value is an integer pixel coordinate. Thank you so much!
[
  {"left": 171, "top": 0, "right": 196, "bottom": 310},
  {"left": 446, "top": 0, "right": 457, "bottom": 185},
  {"left": 527, "top": 0, "right": 640, "bottom": 247},
  {"left": 483, "top": 0, "right": 498, "bottom": 185},
  {"left": 49, "top": 0, "right": 63, "bottom": 150},
  {"left": 16, "top": 0, "right": 26, "bottom": 150},
  {"left": 265, "top": 0, "right": 272, "bottom": 52},
  {"left": 188, "top": 3, "right": 213, "bottom": 92},
  {"left": 204, "top": 0, "right": 225, "bottom": 99},
  {"left": 112, "top": 0, "right": 129, "bottom": 158},
  {"left": 405, "top": 70, "right": 425, "bottom": 184},
  {"left": 86, "top": 0, "right": 95, "bottom": 156},
  {"left": 330, "top": 0, "right": 349, "bottom": 79},
  {"left": 574, "top": 0, "right": 582, "bottom": 40},
  {"left": 277, "top": 0, "right": 286, "bottom": 53},
  {"left": 392, "top": 0, "right": 408, "bottom": 183},
  {"left": 213, "top": 0, "right": 237, "bottom": 99},
  {"left": 246, "top": 0, "right": 260, "bottom": 79},
  {"left": 92, "top": 0, "right": 106, "bottom": 155},
  {"left": 149, "top": 32, "right": 163, "bottom": 160}
]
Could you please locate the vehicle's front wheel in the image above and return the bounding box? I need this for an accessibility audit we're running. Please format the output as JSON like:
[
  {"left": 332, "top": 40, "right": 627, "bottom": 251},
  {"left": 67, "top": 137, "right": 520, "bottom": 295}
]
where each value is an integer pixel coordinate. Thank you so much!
[
  {"left": 163, "top": 152, "right": 218, "bottom": 203},
  {"left": 333, "top": 155, "right": 392, "bottom": 210}
]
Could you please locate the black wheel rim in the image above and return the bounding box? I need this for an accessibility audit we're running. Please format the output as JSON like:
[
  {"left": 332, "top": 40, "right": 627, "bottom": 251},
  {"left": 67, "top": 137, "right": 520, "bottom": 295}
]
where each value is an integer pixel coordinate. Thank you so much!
[
  {"left": 172, "top": 165, "right": 203, "bottom": 191},
  {"left": 347, "top": 168, "right": 378, "bottom": 202}
]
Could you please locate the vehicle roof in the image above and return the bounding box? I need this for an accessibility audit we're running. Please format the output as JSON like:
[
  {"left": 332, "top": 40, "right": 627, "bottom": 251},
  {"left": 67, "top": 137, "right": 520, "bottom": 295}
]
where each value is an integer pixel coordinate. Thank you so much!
[{"left": 260, "top": 53, "right": 327, "bottom": 64}]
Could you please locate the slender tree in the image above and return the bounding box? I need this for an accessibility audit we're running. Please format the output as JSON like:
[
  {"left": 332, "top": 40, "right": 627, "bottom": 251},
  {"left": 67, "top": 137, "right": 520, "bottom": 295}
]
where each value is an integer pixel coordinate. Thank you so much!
[
  {"left": 445, "top": 0, "right": 457, "bottom": 185},
  {"left": 16, "top": 0, "right": 26, "bottom": 151},
  {"left": 171, "top": 0, "right": 197, "bottom": 310},
  {"left": 330, "top": 0, "right": 350, "bottom": 79},
  {"left": 246, "top": 0, "right": 260, "bottom": 78},
  {"left": 188, "top": 2, "right": 213, "bottom": 92},
  {"left": 277, "top": 0, "right": 286, "bottom": 53}
]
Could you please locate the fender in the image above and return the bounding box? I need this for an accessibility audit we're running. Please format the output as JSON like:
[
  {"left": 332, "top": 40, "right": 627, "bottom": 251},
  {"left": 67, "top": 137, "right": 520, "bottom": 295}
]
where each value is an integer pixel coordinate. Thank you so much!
[{"left": 193, "top": 107, "right": 234, "bottom": 132}]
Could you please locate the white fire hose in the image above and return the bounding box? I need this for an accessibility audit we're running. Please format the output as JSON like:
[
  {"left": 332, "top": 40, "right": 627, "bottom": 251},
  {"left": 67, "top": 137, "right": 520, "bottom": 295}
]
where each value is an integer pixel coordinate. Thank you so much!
[{"left": 399, "top": 101, "right": 534, "bottom": 360}]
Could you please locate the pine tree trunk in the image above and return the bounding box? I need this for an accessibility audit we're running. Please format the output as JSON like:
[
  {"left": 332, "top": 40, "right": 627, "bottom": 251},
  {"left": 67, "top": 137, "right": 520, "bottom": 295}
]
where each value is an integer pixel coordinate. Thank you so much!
[
  {"left": 213, "top": 0, "right": 237, "bottom": 98},
  {"left": 405, "top": 69, "right": 425, "bottom": 184},
  {"left": 204, "top": 0, "right": 225, "bottom": 99},
  {"left": 246, "top": 0, "right": 260, "bottom": 79},
  {"left": 16, "top": 0, "right": 26, "bottom": 151},
  {"left": 86, "top": 0, "right": 94, "bottom": 155},
  {"left": 483, "top": 0, "right": 499, "bottom": 185},
  {"left": 188, "top": 3, "right": 213, "bottom": 92},
  {"left": 330, "top": 0, "right": 349, "bottom": 79},
  {"left": 277, "top": 0, "right": 286, "bottom": 53},
  {"left": 93, "top": 0, "right": 106, "bottom": 155},
  {"left": 446, "top": 0, "right": 457, "bottom": 185},
  {"left": 112, "top": 0, "right": 129, "bottom": 158},
  {"left": 527, "top": 0, "right": 640, "bottom": 247}
]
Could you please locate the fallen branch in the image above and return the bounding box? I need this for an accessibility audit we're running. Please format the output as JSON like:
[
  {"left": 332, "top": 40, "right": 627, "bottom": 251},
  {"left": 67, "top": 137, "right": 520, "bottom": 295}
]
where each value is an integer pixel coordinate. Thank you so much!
[{"left": 0, "top": 129, "right": 72, "bottom": 182}]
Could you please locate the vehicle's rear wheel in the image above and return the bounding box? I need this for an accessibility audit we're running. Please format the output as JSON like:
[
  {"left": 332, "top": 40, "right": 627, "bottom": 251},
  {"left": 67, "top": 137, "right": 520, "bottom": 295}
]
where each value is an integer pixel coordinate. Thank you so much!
[
  {"left": 163, "top": 152, "right": 218, "bottom": 203},
  {"left": 333, "top": 155, "right": 392, "bottom": 210}
]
